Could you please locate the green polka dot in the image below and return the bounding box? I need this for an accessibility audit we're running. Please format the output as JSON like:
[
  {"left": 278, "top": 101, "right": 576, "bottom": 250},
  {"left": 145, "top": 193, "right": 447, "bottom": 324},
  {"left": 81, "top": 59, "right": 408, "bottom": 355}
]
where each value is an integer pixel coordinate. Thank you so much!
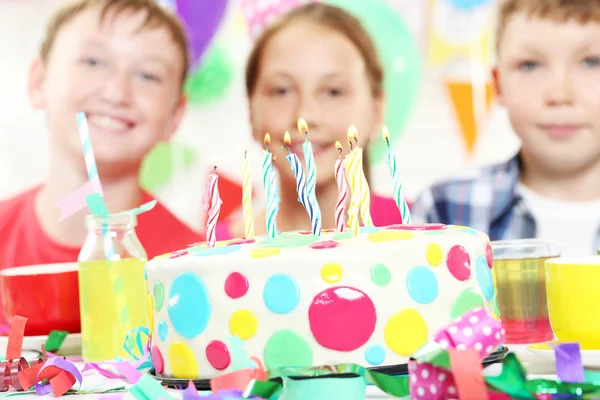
[
  {"left": 332, "top": 232, "right": 353, "bottom": 240},
  {"left": 371, "top": 264, "right": 391, "bottom": 286},
  {"left": 153, "top": 282, "right": 164, "bottom": 312},
  {"left": 264, "top": 329, "right": 313, "bottom": 370},
  {"left": 256, "top": 234, "right": 318, "bottom": 248},
  {"left": 492, "top": 294, "right": 501, "bottom": 316},
  {"left": 450, "top": 287, "right": 484, "bottom": 320}
]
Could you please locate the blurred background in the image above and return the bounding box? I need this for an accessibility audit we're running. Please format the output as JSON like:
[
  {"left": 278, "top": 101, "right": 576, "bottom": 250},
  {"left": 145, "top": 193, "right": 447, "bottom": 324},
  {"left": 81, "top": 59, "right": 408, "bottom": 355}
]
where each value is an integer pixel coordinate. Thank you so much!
[{"left": 0, "top": 0, "right": 520, "bottom": 231}]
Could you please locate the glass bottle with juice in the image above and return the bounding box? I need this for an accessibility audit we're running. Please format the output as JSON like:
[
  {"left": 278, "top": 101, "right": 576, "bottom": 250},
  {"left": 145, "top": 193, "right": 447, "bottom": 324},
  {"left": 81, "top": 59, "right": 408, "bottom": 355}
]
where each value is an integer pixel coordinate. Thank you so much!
[{"left": 78, "top": 213, "right": 149, "bottom": 362}]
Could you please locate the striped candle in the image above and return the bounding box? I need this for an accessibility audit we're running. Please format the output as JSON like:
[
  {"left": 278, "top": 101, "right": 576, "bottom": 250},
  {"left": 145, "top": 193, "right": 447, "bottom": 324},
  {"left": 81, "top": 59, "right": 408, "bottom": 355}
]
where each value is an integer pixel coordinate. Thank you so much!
[
  {"left": 283, "top": 132, "right": 319, "bottom": 235},
  {"left": 298, "top": 118, "right": 322, "bottom": 236},
  {"left": 383, "top": 126, "right": 411, "bottom": 224},
  {"left": 203, "top": 167, "right": 222, "bottom": 247},
  {"left": 242, "top": 151, "right": 255, "bottom": 239},
  {"left": 348, "top": 126, "right": 373, "bottom": 227},
  {"left": 334, "top": 141, "right": 348, "bottom": 233},
  {"left": 262, "top": 134, "right": 278, "bottom": 239},
  {"left": 344, "top": 130, "right": 361, "bottom": 236}
]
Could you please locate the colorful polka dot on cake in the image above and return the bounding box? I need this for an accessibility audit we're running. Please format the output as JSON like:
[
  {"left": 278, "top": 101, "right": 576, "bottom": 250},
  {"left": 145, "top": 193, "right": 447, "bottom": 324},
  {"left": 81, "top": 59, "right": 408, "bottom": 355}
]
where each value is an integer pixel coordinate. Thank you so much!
[
  {"left": 426, "top": 243, "right": 443, "bottom": 266},
  {"left": 147, "top": 294, "right": 154, "bottom": 334},
  {"left": 486, "top": 242, "right": 494, "bottom": 269},
  {"left": 153, "top": 281, "right": 164, "bottom": 312},
  {"left": 364, "top": 344, "right": 386, "bottom": 365},
  {"left": 309, "top": 240, "right": 339, "bottom": 249},
  {"left": 205, "top": 340, "right": 231, "bottom": 371},
  {"left": 387, "top": 223, "right": 446, "bottom": 231},
  {"left": 367, "top": 231, "right": 415, "bottom": 242},
  {"left": 450, "top": 287, "right": 485, "bottom": 320},
  {"left": 446, "top": 245, "right": 471, "bottom": 281},
  {"left": 157, "top": 321, "right": 168, "bottom": 342},
  {"left": 224, "top": 272, "right": 249, "bottom": 299},
  {"left": 169, "top": 341, "right": 198, "bottom": 379},
  {"left": 264, "top": 329, "right": 313, "bottom": 370},
  {"left": 370, "top": 264, "right": 391, "bottom": 286},
  {"left": 384, "top": 308, "right": 428, "bottom": 356},
  {"left": 229, "top": 310, "right": 258, "bottom": 340},
  {"left": 168, "top": 272, "right": 211, "bottom": 338},
  {"left": 251, "top": 247, "right": 280, "bottom": 258},
  {"left": 309, "top": 286, "right": 376, "bottom": 351},
  {"left": 406, "top": 266, "right": 439, "bottom": 304},
  {"left": 263, "top": 274, "right": 300, "bottom": 314},
  {"left": 151, "top": 346, "right": 164, "bottom": 374},
  {"left": 321, "top": 263, "right": 343, "bottom": 283},
  {"left": 475, "top": 256, "right": 495, "bottom": 300}
]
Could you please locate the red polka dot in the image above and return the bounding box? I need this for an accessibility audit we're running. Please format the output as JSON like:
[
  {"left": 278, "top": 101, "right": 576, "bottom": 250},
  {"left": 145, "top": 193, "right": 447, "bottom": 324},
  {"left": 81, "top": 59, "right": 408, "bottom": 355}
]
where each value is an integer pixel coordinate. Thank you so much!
[
  {"left": 228, "top": 239, "right": 256, "bottom": 246},
  {"left": 447, "top": 245, "right": 471, "bottom": 281},
  {"left": 224, "top": 272, "right": 249, "bottom": 299},
  {"left": 486, "top": 243, "right": 494, "bottom": 269},
  {"left": 206, "top": 340, "right": 231, "bottom": 371},
  {"left": 151, "top": 346, "right": 164, "bottom": 374},
  {"left": 308, "top": 286, "right": 376, "bottom": 351},
  {"left": 309, "top": 240, "right": 339, "bottom": 249},
  {"left": 386, "top": 224, "right": 447, "bottom": 231}
]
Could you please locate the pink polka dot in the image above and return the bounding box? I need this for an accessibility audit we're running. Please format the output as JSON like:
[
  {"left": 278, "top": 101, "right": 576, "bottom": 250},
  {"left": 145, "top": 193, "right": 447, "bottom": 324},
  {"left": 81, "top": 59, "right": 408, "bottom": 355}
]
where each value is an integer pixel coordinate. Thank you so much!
[
  {"left": 169, "top": 250, "right": 188, "bottom": 259},
  {"left": 309, "top": 240, "right": 339, "bottom": 249},
  {"left": 486, "top": 243, "right": 494, "bottom": 269},
  {"left": 299, "top": 231, "right": 312, "bottom": 235},
  {"left": 308, "top": 286, "right": 376, "bottom": 351},
  {"left": 447, "top": 245, "right": 471, "bottom": 281},
  {"left": 228, "top": 239, "right": 256, "bottom": 246},
  {"left": 387, "top": 223, "right": 447, "bottom": 231},
  {"left": 323, "top": 228, "right": 336, "bottom": 233},
  {"left": 151, "top": 346, "right": 164, "bottom": 374},
  {"left": 224, "top": 272, "right": 249, "bottom": 299},
  {"left": 205, "top": 340, "right": 231, "bottom": 371}
]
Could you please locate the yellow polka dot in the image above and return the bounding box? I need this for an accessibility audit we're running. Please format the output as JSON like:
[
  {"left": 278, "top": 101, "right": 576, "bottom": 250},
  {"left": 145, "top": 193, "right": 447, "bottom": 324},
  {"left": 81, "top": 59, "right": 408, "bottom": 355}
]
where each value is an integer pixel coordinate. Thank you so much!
[
  {"left": 384, "top": 309, "right": 428, "bottom": 356},
  {"left": 321, "top": 263, "right": 343, "bottom": 283},
  {"left": 426, "top": 244, "right": 443, "bottom": 266},
  {"left": 147, "top": 294, "right": 154, "bottom": 335},
  {"left": 491, "top": 313, "right": 501, "bottom": 321},
  {"left": 368, "top": 231, "right": 415, "bottom": 243},
  {"left": 450, "top": 225, "right": 470, "bottom": 230},
  {"left": 229, "top": 310, "right": 258, "bottom": 340},
  {"left": 155, "top": 252, "right": 172, "bottom": 259},
  {"left": 169, "top": 341, "right": 199, "bottom": 379},
  {"left": 251, "top": 247, "right": 280, "bottom": 258}
]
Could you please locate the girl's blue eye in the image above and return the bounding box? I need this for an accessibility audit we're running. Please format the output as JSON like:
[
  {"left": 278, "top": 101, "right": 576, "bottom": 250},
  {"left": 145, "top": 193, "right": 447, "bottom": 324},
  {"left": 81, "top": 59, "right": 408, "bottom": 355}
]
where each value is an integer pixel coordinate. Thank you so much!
[{"left": 584, "top": 56, "right": 599, "bottom": 68}]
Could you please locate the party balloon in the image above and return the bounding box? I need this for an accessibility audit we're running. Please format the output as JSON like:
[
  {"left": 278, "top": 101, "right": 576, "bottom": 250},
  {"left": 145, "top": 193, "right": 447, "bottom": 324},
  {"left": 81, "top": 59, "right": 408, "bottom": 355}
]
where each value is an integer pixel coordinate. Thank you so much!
[
  {"left": 185, "top": 45, "right": 234, "bottom": 105},
  {"left": 444, "top": 0, "right": 492, "bottom": 10},
  {"left": 140, "top": 141, "right": 197, "bottom": 192},
  {"left": 325, "top": 0, "right": 421, "bottom": 164},
  {"left": 175, "top": 0, "right": 229, "bottom": 68}
]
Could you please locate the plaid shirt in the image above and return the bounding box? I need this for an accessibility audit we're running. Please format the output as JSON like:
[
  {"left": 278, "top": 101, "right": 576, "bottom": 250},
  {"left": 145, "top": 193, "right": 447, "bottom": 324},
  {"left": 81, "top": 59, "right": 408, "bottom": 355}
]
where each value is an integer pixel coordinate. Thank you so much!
[{"left": 411, "top": 153, "right": 600, "bottom": 249}]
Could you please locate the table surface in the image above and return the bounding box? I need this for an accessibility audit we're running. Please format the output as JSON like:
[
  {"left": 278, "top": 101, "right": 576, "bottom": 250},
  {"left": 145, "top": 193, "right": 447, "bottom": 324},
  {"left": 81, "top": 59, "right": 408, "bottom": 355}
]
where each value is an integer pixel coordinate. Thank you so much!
[{"left": 11, "top": 344, "right": 553, "bottom": 399}]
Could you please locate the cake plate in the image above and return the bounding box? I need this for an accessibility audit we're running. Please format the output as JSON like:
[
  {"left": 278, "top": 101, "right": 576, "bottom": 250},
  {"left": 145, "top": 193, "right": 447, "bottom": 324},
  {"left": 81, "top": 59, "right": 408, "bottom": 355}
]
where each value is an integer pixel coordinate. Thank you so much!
[{"left": 148, "top": 346, "right": 509, "bottom": 391}]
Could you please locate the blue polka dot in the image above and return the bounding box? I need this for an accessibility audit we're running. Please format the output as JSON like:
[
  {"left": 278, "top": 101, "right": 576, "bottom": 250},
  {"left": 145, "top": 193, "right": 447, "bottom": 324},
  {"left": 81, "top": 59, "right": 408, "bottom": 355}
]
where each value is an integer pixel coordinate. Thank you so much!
[
  {"left": 476, "top": 256, "right": 495, "bottom": 300},
  {"left": 263, "top": 274, "right": 300, "bottom": 314},
  {"left": 364, "top": 344, "right": 386, "bottom": 365},
  {"left": 360, "top": 226, "right": 380, "bottom": 233},
  {"left": 167, "top": 272, "right": 211, "bottom": 338},
  {"left": 191, "top": 245, "right": 241, "bottom": 257},
  {"left": 144, "top": 262, "right": 148, "bottom": 280},
  {"left": 157, "top": 321, "right": 168, "bottom": 341},
  {"left": 406, "top": 266, "right": 439, "bottom": 304}
]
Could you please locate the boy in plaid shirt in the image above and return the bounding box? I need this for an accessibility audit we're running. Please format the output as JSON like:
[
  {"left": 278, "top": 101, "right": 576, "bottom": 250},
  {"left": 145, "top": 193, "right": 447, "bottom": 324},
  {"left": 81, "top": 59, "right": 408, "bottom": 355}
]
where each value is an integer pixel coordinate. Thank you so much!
[{"left": 412, "top": 0, "right": 600, "bottom": 255}]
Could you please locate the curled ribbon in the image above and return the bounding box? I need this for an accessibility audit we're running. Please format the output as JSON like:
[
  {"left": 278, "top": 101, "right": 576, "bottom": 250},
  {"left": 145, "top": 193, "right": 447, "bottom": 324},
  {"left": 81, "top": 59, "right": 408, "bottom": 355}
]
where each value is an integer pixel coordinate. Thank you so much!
[
  {"left": 35, "top": 356, "right": 83, "bottom": 396},
  {"left": 123, "top": 326, "right": 152, "bottom": 370},
  {"left": 0, "top": 357, "right": 44, "bottom": 392}
]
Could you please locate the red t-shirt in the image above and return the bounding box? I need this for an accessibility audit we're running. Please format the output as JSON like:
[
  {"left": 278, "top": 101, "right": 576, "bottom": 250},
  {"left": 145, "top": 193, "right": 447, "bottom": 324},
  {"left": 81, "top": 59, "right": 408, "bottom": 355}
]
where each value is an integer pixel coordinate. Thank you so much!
[{"left": 0, "top": 186, "right": 203, "bottom": 270}]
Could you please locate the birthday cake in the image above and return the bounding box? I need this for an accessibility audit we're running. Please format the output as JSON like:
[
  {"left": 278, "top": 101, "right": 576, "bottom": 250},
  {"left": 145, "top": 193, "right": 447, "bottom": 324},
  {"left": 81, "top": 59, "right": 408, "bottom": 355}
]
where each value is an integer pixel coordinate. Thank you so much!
[{"left": 145, "top": 223, "right": 497, "bottom": 379}]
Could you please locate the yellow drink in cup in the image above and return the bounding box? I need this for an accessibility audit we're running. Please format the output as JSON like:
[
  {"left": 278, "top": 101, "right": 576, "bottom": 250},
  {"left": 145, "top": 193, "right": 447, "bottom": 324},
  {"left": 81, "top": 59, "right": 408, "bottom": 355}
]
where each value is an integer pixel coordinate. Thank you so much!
[{"left": 545, "top": 256, "right": 600, "bottom": 350}]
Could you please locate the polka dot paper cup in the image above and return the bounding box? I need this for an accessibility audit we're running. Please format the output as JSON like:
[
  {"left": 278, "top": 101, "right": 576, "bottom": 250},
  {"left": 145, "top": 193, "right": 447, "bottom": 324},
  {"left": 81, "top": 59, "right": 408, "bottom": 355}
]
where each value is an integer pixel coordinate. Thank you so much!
[{"left": 409, "top": 308, "right": 504, "bottom": 399}]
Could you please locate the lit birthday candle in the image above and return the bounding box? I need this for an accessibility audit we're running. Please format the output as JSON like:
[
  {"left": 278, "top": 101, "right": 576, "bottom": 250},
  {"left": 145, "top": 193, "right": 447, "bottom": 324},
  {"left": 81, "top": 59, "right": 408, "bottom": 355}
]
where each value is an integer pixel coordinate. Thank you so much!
[
  {"left": 242, "top": 150, "right": 255, "bottom": 239},
  {"left": 262, "top": 134, "right": 278, "bottom": 239},
  {"left": 283, "top": 131, "right": 320, "bottom": 236},
  {"left": 298, "top": 118, "right": 322, "bottom": 235},
  {"left": 202, "top": 166, "right": 222, "bottom": 248},
  {"left": 349, "top": 126, "right": 373, "bottom": 227},
  {"left": 334, "top": 141, "right": 349, "bottom": 233},
  {"left": 344, "top": 129, "right": 361, "bottom": 236},
  {"left": 383, "top": 126, "right": 411, "bottom": 224}
]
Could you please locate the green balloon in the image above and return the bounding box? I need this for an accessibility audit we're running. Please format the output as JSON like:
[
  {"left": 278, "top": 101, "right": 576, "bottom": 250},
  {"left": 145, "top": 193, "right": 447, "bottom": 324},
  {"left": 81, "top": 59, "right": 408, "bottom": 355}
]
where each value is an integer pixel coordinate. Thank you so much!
[
  {"left": 324, "top": 0, "right": 421, "bottom": 164},
  {"left": 185, "top": 44, "right": 234, "bottom": 105},
  {"left": 139, "top": 141, "right": 197, "bottom": 192}
]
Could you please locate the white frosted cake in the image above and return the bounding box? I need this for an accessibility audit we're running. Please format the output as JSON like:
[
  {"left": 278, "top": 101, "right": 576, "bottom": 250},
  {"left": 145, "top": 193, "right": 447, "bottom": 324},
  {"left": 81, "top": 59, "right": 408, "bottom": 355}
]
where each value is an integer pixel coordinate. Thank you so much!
[{"left": 145, "top": 223, "right": 497, "bottom": 379}]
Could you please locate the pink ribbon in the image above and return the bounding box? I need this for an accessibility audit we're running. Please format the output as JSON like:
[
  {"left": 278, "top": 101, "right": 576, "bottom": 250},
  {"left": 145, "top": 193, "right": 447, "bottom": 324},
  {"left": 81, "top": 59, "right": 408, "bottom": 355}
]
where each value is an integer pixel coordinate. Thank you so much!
[
  {"left": 409, "top": 308, "right": 505, "bottom": 400},
  {"left": 82, "top": 361, "right": 142, "bottom": 384}
]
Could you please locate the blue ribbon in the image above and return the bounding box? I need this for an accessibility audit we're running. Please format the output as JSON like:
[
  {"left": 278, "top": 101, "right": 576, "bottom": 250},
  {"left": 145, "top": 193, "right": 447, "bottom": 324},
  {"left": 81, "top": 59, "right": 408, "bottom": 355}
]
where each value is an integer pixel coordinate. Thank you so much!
[{"left": 121, "top": 326, "right": 153, "bottom": 370}]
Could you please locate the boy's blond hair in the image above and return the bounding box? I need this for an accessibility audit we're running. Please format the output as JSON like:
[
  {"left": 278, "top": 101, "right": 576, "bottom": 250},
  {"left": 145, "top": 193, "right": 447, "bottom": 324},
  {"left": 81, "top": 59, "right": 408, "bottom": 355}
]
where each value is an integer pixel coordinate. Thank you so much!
[
  {"left": 40, "top": 0, "right": 190, "bottom": 85},
  {"left": 497, "top": 0, "right": 600, "bottom": 48}
]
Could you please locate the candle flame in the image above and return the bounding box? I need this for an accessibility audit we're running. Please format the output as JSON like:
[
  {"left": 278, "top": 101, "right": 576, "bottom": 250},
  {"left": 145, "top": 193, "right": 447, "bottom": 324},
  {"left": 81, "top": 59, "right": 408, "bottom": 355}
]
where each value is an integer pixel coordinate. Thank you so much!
[
  {"left": 298, "top": 118, "right": 308, "bottom": 134},
  {"left": 348, "top": 125, "right": 358, "bottom": 142},
  {"left": 284, "top": 131, "right": 292, "bottom": 147},
  {"left": 264, "top": 133, "right": 271, "bottom": 147},
  {"left": 382, "top": 126, "right": 390, "bottom": 142},
  {"left": 335, "top": 141, "right": 343, "bottom": 152}
]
